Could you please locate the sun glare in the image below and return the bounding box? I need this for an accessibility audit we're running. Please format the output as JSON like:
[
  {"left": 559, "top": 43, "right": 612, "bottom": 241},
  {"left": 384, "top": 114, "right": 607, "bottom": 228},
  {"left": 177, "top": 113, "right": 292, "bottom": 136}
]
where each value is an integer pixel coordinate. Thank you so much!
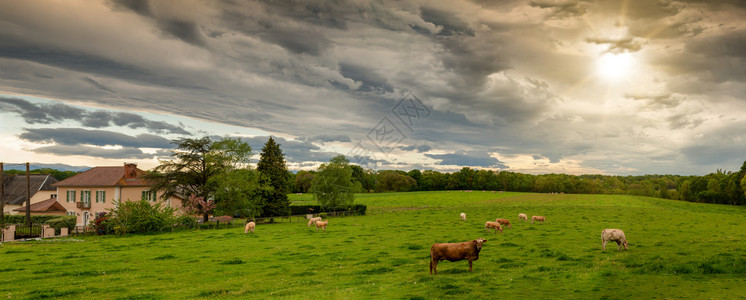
[{"left": 596, "top": 52, "right": 635, "bottom": 82}]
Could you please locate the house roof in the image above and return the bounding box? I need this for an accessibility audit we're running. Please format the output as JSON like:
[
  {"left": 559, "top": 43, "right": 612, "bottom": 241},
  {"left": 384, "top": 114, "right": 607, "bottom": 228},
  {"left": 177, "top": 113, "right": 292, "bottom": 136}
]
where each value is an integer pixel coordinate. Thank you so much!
[
  {"left": 53, "top": 166, "right": 152, "bottom": 187},
  {"left": 12, "top": 197, "right": 66, "bottom": 213},
  {"left": 1, "top": 174, "right": 59, "bottom": 205}
]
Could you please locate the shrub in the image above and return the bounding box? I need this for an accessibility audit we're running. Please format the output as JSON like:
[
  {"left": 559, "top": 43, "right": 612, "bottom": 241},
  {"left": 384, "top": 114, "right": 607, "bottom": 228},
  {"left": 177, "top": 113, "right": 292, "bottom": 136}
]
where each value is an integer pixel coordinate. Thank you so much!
[
  {"left": 318, "top": 212, "right": 328, "bottom": 218},
  {"left": 46, "top": 216, "right": 76, "bottom": 231},
  {"left": 107, "top": 200, "right": 176, "bottom": 235},
  {"left": 90, "top": 212, "right": 114, "bottom": 235},
  {"left": 175, "top": 215, "right": 198, "bottom": 228}
]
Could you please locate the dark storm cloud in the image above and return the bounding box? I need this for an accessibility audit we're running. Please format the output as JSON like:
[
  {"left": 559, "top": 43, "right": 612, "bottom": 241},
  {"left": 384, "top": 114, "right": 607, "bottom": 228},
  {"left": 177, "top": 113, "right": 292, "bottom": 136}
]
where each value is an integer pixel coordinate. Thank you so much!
[
  {"left": 19, "top": 128, "right": 174, "bottom": 149},
  {"left": 339, "top": 63, "right": 393, "bottom": 94},
  {"left": 0, "top": 34, "right": 205, "bottom": 90},
  {"left": 419, "top": 7, "right": 474, "bottom": 37},
  {"left": 0, "top": 97, "right": 190, "bottom": 134},
  {"left": 0, "top": 97, "right": 84, "bottom": 124},
  {"left": 109, "top": 0, "right": 206, "bottom": 46},
  {"left": 426, "top": 151, "right": 508, "bottom": 168}
]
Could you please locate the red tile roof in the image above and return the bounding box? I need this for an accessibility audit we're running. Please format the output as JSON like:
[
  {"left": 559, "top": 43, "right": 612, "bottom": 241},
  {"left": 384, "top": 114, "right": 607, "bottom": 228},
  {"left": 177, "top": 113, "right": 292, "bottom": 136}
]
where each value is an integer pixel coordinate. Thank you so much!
[
  {"left": 13, "top": 197, "right": 66, "bottom": 213},
  {"left": 53, "top": 166, "right": 152, "bottom": 187}
]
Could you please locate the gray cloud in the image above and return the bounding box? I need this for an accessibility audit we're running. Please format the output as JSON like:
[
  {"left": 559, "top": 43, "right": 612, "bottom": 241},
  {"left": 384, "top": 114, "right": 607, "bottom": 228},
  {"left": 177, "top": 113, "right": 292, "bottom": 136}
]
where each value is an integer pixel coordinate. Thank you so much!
[
  {"left": 305, "top": 134, "right": 352, "bottom": 144},
  {"left": 585, "top": 37, "right": 644, "bottom": 53},
  {"left": 0, "top": 97, "right": 190, "bottom": 134},
  {"left": 398, "top": 144, "right": 431, "bottom": 152},
  {"left": 0, "top": 0, "right": 743, "bottom": 175},
  {"left": 19, "top": 128, "right": 174, "bottom": 149},
  {"left": 240, "top": 136, "right": 342, "bottom": 164},
  {"left": 426, "top": 150, "right": 508, "bottom": 168},
  {"left": 529, "top": 0, "right": 588, "bottom": 18}
]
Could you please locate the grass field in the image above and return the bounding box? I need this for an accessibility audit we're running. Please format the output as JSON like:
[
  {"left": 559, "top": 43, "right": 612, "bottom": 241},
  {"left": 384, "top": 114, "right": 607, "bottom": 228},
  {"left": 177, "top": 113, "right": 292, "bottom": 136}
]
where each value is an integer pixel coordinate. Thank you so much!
[{"left": 2, "top": 191, "right": 746, "bottom": 299}]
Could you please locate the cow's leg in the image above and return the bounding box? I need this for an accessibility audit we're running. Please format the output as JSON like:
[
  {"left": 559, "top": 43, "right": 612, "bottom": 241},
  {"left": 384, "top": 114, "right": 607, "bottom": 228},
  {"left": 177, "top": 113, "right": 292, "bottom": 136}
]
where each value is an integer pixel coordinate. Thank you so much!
[
  {"left": 602, "top": 240, "right": 607, "bottom": 250},
  {"left": 468, "top": 259, "right": 473, "bottom": 272}
]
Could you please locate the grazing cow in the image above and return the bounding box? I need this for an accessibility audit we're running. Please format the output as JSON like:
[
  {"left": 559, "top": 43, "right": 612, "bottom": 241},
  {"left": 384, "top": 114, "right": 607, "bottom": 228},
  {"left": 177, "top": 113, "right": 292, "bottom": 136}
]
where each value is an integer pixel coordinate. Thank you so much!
[
  {"left": 316, "top": 220, "right": 328, "bottom": 232},
  {"left": 602, "top": 229, "right": 629, "bottom": 251},
  {"left": 244, "top": 221, "right": 255, "bottom": 233},
  {"left": 495, "top": 218, "right": 512, "bottom": 229},
  {"left": 307, "top": 217, "right": 323, "bottom": 227},
  {"left": 430, "top": 238, "right": 487, "bottom": 275},
  {"left": 531, "top": 216, "right": 546, "bottom": 224},
  {"left": 518, "top": 213, "right": 528, "bottom": 222},
  {"left": 460, "top": 213, "right": 466, "bottom": 221},
  {"left": 485, "top": 221, "right": 503, "bottom": 234}
]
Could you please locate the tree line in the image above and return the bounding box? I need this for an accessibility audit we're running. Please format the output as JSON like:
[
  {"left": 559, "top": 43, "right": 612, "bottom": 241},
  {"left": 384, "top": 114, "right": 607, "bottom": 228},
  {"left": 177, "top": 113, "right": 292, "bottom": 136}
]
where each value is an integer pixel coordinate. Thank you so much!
[{"left": 292, "top": 161, "right": 746, "bottom": 206}]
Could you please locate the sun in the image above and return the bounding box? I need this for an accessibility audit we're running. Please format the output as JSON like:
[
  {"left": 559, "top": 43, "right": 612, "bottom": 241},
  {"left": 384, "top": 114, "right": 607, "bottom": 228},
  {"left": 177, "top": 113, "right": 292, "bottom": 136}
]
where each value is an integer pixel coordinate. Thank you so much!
[{"left": 595, "top": 52, "right": 636, "bottom": 82}]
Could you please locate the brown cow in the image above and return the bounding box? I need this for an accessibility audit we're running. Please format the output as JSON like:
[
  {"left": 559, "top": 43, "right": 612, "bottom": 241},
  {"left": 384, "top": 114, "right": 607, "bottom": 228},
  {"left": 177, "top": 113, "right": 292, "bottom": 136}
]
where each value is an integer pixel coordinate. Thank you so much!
[
  {"left": 495, "top": 218, "right": 512, "bottom": 229},
  {"left": 485, "top": 221, "right": 503, "bottom": 234},
  {"left": 430, "top": 238, "right": 487, "bottom": 275},
  {"left": 531, "top": 216, "right": 546, "bottom": 224},
  {"left": 315, "top": 220, "right": 328, "bottom": 232}
]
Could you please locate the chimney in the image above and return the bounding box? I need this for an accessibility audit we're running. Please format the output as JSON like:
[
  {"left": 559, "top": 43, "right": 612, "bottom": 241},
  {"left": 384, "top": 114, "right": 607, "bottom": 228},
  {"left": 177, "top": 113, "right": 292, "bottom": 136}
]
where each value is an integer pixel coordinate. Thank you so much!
[{"left": 124, "top": 163, "right": 138, "bottom": 180}]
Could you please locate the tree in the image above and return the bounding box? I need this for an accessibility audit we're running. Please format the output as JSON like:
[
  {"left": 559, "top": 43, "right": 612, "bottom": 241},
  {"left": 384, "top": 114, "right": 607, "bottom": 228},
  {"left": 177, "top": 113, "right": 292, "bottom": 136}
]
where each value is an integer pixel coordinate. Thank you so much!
[
  {"left": 311, "top": 155, "right": 355, "bottom": 208},
  {"left": 256, "top": 137, "right": 291, "bottom": 219},
  {"left": 146, "top": 136, "right": 252, "bottom": 222},
  {"left": 212, "top": 168, "right": 264, "bottom": 218},
  {"left": 294, "top": 170, "right": 315, "bottom": 193},
  {"left": 374, "top": 171, "right": 416, "bottom": 192}
]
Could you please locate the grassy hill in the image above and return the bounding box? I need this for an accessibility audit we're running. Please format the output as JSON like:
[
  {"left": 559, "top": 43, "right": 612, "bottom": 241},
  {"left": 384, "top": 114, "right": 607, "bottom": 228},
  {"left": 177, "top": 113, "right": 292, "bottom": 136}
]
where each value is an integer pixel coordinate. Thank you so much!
[{"left": 1, "top": 191, "right": 745, "bottom": 298}]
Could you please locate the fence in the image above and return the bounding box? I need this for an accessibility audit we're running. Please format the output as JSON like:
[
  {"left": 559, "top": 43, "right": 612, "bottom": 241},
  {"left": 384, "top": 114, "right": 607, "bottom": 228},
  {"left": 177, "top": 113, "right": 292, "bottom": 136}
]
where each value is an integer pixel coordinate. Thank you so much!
[{"left": 2, "top": 224, "right": 69, "bottom": 242}]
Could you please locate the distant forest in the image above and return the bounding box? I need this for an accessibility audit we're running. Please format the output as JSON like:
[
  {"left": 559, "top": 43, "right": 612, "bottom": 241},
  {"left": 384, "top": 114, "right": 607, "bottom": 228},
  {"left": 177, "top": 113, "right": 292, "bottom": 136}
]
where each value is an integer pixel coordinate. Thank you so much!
[
  {"left": 5, "top": 161, "right": 745, "bottom": 206},
  {"left": 293, "top": 160, "right": 746, "bottom": 206},
  {"left": 3, "top": 168, "right": 80, "bottom": 181}
]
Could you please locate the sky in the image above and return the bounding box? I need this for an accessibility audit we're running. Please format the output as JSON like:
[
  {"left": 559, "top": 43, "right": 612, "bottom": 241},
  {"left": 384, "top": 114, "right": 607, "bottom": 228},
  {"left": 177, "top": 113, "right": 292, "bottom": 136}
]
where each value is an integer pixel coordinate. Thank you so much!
[{"left": 0, "top": 0, "right": 744, "bottom": 175}]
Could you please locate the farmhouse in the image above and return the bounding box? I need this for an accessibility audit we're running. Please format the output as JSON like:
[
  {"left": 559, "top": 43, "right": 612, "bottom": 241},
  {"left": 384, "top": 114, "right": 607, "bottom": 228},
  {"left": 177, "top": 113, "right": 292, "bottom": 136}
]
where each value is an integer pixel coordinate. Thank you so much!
[
  {"left": 53, "top": 163, "right": 183, "bottom": 227},
  {"left": 1, "top": 174, "right": 59, "bottom": 215}
]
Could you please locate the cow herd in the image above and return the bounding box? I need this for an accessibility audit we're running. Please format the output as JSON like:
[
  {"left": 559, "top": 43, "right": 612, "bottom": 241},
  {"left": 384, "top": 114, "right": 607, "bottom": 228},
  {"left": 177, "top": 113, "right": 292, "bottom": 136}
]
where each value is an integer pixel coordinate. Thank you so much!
[
  {"left": 241, "top": 209, "right": 629, "bottom": 276},
  {"left": 243, "top": 216, "right": 331, "bottom": 234},
  {"left": 430, "top": 212, "right": 629, "bottom": 275}
]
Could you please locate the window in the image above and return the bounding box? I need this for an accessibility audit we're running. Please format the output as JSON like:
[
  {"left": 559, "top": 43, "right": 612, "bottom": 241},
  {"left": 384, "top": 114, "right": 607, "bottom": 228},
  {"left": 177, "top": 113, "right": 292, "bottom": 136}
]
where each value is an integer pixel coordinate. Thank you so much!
[
  {"left": 81, "top": 190, "right": 91, "bottom": 204},
  {"left": 96, "top": 190, "right": 106, "bottom": 203},
  {"left": 141, "top": 190, "right": 156, "bottom": 202},
  {"left": 67, "top": 211, "right": 76, "bottom": 216},
  {"left": 66, "top": 190, "right": 76, "bottom": 203}
]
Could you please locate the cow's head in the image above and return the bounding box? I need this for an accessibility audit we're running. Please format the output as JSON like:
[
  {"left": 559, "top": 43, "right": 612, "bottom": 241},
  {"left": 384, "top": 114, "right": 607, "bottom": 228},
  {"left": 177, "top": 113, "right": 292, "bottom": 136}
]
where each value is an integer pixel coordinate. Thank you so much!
[
  {"left": 473, "top": 238, "right": 487, "bottom": 250},
  {"left": 622, "top": 240, "right": 629, "bottom": 250}
]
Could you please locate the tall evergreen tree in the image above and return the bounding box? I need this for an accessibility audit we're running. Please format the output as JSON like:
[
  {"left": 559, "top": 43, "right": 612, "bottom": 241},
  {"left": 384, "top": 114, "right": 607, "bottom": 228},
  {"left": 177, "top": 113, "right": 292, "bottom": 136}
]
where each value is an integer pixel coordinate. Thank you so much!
[{"left": 257, "top": 137, "right": 291, "bottom": 219}]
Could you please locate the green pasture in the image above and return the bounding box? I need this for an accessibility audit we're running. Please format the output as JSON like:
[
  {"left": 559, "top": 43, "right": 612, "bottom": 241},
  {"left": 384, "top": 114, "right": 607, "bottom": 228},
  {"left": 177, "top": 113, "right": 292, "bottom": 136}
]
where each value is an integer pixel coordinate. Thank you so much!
[{"left": 2, "top": 191, "right": 745, "bottom": 299}]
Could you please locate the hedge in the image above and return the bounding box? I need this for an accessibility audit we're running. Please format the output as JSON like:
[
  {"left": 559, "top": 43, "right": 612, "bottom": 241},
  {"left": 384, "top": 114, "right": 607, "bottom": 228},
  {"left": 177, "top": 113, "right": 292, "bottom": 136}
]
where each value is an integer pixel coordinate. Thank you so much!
[
  {"left": 45, "top": 216, "right": 77, "bottom": 230},
  {"left": 290, "top": 205, "right": 366, "bottom": 216},
  {"left": 0, "top": 215, "right": 69, "bottom": 226}
]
